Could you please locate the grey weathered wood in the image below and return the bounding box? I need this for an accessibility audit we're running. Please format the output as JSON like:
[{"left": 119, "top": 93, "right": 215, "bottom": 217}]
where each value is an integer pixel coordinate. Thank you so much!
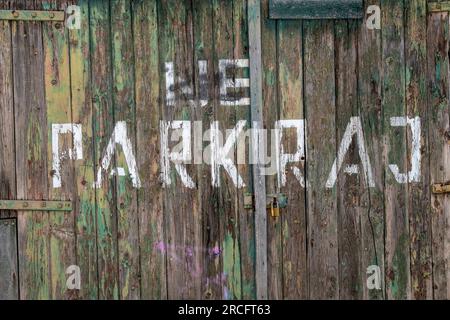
[
  {"left": 0, "top": 219, "right": 19, "bottom": 300},
  {"left": 269, "top": 0, "right": 363, "bottom": 19},
  {"left": 248, "top": 0, "right": 268, "bottom": 300},
  {"left": 427, "top": 8, "right": 450, "bottom": 300},
  {"left": 0, "top": 0, "right": 16, "bottom": 220},
  {"left": 304, "top": 20, "right": 338, "bottom": 299}
]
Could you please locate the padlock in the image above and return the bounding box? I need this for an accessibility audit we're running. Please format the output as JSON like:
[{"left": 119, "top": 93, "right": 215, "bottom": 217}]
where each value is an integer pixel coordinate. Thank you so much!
[{"left": 270, "top": 197, "right": 280, "bottom": 218}]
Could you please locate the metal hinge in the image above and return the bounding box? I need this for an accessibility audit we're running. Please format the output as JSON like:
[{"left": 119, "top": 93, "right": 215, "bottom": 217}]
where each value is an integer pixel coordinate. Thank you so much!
[
  {"left": 0, "top": 200, "right": 72, "bottom": 211},
  {"left": 432, "top": 183, "right": 450, "bottom": 194},
  {"left": 0, "top": 10, "right": 65, "bottom": 22},
  {"left": 244, "top": 193, "right": 288, "bottom": 211},
  {"left": 428, "top": 2, "right": 450, "bottom": 13}
]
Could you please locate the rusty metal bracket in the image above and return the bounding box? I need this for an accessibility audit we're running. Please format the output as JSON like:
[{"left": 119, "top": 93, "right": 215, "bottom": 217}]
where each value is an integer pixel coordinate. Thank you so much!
[
  {"left": 432, "top": 183, "right": 450, "bottom": 194},
  {"left": 244, "top": 192, "right": 288, "bottom": 210},
  {"left": 0, "top": 10, "right": 65, "bottom": 21},
  {"left": 0, "top": 200, "right": 72, "bottom": 211},
  {"left": 428, "top": 2, "right": 450, "bottom": 12}
]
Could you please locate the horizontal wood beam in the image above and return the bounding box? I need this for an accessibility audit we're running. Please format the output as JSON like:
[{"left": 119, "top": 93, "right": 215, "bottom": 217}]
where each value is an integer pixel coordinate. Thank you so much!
[
  {"left": 0, "top": 10, "right": 64, "bottom": 21},
  {"left": 269, "top": 0, "right": 363, "bottom": 19}
]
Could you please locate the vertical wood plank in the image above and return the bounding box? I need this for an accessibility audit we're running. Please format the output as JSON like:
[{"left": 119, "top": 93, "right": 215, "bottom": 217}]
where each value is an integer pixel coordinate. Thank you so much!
[
  {"left": 43, "top": 0, "right": 76, "bottom": 300},
  {"left": 277, "top": 19, "right": 308, "bottom": 299},
  {"left": 90, "top": 0, "right": 119, "bottom": 299},
  {"left": 427, "top": 7, "right": 450, "bottom": 300},
  {"left": 0, "top": 0, "right": 16, "bottom": 220},
  {"left": 381, "top": 0, "right": 411, "bottom": 300},
  {"left": 405, "top": 0, "right": 433, "bottom": 300},
  {"left": 70, "top": 0, "right": 98, "bottom": 299},
  {"left": 132, "top": 0, "right": 167, "bottom": 300},
  {"left": 304, "top": 20, "right": 338, "bottom": 299},
  {"left": 260, "top": 0, "right": 281, "bottom": 300},
  {"left": 192, "top": 0, "right": 222, "bottom": 300},
  {"left": 234, "top": 0, "right": 253, "bottom": 300},
  {"left": 358, "top": 0, "right": 385, "bottom": 300},
  {"left": 0, "top": 219, "right": 19, "bottom": 300},
  {"left": 110, "top": 0, "right": 140, "bottom": 300},
  {"left": 12, "top": 0, "right": 51, "bottom": 300},
  {"left": 211, "top": 0, "right": 242, "bottom": 300},
  {"left": 158, "top": 0, "right": 201, "bottom": 299},
  {"left": 335, "top": 21, "right": 364, "bottom": 299}
]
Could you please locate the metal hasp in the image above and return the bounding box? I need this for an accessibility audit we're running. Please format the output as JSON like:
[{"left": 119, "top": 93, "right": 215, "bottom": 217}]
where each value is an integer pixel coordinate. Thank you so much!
[
  {"left": 432, "top": 183, "right": 450, "bottom": 194},
  {"left": 243, "top": 193, "right": 288, "bottom": 211},
  {"left": 269, "top": 0, "right": 364, "bottom": 19},
  {"left": 0, "top": 200, "right": 72, "bottom": 212},
  {"left": 0, "top": 10, "right": 65, "bottom": 21},
  {"left": 428, "top": 1, "right": 450, "bottom": 12}
]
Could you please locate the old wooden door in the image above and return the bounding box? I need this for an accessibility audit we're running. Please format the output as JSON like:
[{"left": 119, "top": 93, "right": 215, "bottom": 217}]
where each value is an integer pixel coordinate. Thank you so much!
[{"left": 0, "top": 0, "right": 79, "bottom": 300}]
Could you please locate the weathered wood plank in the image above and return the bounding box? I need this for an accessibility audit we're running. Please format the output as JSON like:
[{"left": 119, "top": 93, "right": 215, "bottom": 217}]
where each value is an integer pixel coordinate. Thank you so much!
[
  {"left": 0, "top": 219, "right": 19, "bottom": 300},
  {"left": 0, "top": 0, "right": 16, "bottom": 220},
  {"left": 277, "top": 19, "right": 308, "bottom": 299},
  {"left": 335, "top": 20, "right": 364, "bottom": 299},
  {"left": 405, "top": 0, "right": 433, "bottom": 300},
  {"left": 261, "top": 0, "right": 281, "bottom": 300},
  {"left": 110, "top": 0, "right": 140, "bottom": 300},
  {"left": 358, "top": 0, "right": 385, "bottom": 300},
  {"left": 158, "top": 0, "right": 201, "bottom": 299},
  {"left": 89, "top": 0, "right": 119, "bottom": 299},
  {"left": 211, "top": 0, "right": 243, "bottom": 300},
  {"left": 132, "top": 0, "right": 167, "bottom": 300},
  {"left": 235, "top": 0, "right": 255, "bottom": 301},
  {"left": 303, "top": 20, "right": 338, "bottom": 299},
  {"left": 381, "top": 0, "right": 411, "bottom": 300},
  {"left": 12, "top": 0, "right": 51, "bottom": 300},
  {"left": 427, "top": 8, "right": 450, "bottom": 300},
  {"left": 192, "top": 0, "right": 222, "bottom": 300},
  {"left": 43, "top": 0, "right": 77, "bottom": 300},
  {"left": 69, "top": 0, "right": 98, "bottom": 300}
]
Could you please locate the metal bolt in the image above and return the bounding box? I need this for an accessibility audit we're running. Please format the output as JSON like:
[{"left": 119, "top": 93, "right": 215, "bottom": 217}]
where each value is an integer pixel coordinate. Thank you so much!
[
  {"left": 57, "top": 203, "right": 63, "bottom": 209},
  {"left": 31, "top": 12, "right": 37, "bottom": 18},
  {"left": 51, "top": 79, "right": 57, "bottom": 85},
  {"left": 55, "top": 23, "right": 61, "bottom": 29},
  {"left": 12, "top": 11, "right": 19, "bottom": 18},
  {"left": 49, "top": 13, "right": 55, "bottom": 19},
  {"left": 23, "top": 202, "right": 29, "bottom": 208}
]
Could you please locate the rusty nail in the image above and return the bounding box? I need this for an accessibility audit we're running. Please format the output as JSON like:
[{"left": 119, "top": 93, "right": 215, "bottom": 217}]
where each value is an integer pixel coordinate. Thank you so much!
[
  {"left": 41, "top": 202, "right": 47, "bottom": 208},
  {"left": 55, "top": 23, "right": 61, "bottom": 29},
  {"left": 57, "top": 203, "right": 64, "bottom": 209},
  {"left": 49, "top": 13, "right": 55, "bottom": 19},
  {"left": 23, "top": 202, "right": 29, "bottom": 208},
  {"left": 12, "top": 11, "right": 19, "bottom": 18},
  {"left": 51, "top": 79, "right": 57, "bottom": 85},
  {"left": 31, "top": 12, "right": 37, "bottom": 18}
]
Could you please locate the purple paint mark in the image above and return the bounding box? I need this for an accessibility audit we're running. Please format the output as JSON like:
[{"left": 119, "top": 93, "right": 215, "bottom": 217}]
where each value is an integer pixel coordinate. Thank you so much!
[
  {"left": 155, "top": 241, "right": 166, "bottom": 252},
  {"left": 209, "top": 246, "right": 222, "bottom": 257}
]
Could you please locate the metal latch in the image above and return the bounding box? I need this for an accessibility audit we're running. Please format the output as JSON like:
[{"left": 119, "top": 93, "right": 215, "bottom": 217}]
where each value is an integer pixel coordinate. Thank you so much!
[
  {"left": 432, "top": 183, "right": 450, "bottom": 194},
  {"left": 244, "top": 193, "right": 288, "bottom": 213},
  {"left": 0, "top": 200, "right": 72, "bottom": 211},
  {"left": 0, "top": 10, "right": 65, "bottom": 21}
]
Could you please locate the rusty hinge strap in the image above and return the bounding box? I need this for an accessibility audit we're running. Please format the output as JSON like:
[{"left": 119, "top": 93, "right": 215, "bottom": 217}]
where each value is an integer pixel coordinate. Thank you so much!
[
  {"left": 428, "top": 2, "right": 450, "bottom": 12},
  {"left": 0, "top": 200, "right": 72, "bottom": 211},
  {"left": 0, "top": 10, "right": 64, "bottom": 21},
  {"left": 432, "top": 183, "right": 450, "bottom": 194}
]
